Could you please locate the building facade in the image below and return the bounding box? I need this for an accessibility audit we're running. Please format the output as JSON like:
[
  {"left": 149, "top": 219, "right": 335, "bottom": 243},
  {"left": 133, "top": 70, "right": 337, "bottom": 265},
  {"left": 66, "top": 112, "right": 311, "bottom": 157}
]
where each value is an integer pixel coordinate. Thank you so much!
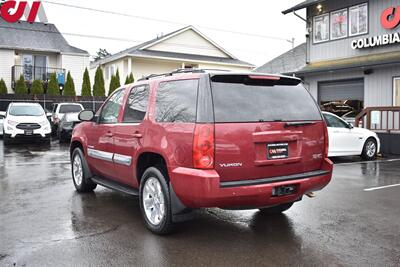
[
  {"left": 0, "top": 19, "right": 90, "bottom": 95},
  {"left": 91, "top": 26, "right": 254, "bottom": 94},
  {"left": 282, "top": 0, "right": 400, "bottom": 117}
]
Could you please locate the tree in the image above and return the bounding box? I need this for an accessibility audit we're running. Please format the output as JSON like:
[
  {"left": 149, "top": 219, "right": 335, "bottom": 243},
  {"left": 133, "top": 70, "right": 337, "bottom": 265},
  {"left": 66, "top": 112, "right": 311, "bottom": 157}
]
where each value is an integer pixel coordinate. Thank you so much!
[
  {"left": 0, "top": 78, "right": 7, "bottom": 95},
  {"left": 115, "top": 69, "right": 121, "bottom": 88},
  {"left": 93, "top": 48, "right": 111, "bottom": 62},
  {"left": 108, "top": 75, "right": 118, "bottom": 96},
  {"left": 31, "top": 79, "right": 44, "bottom": 95},
  {"left": 63, "top": 71, "right": 76, "bottom": 96},
  {"left": 15, "top": 75, "right": 28, "bottom": 95},
  {"left": 81, "top": 68, "right": 92, "bottom": 96},
  {"left": 93, "top": 67, "right": 105, "bottom": 97},
  {"left": 47, "top": 73, "right": 60, "bottom": 96},
  {"left": 125, "top": 73, "right": 134, "bottom": 84}
]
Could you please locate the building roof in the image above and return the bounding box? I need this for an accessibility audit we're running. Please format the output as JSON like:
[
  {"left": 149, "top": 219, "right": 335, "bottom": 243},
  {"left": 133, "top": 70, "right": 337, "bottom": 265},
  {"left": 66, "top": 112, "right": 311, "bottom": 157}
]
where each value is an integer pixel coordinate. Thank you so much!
[
  {"left": 296, "top": 50, "right": 400, "bottom": 75},
  {"left": 0, "top": 19, "right": 89, "bottom": 55},
  {"left": 254, "top": 43, "right": 306, "bottom": 75},
  {"left": 282, "top": 0, "right": 325, "bottom": 14},
  {"left": 91, "top": 25, "right": 254, "bottom": 68}
]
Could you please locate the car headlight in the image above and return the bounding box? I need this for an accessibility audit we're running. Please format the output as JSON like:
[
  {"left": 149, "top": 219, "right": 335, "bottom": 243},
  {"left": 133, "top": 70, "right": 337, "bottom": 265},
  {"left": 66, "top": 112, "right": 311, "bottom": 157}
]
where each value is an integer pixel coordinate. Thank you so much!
[{"left": 7, "top": 120, "right": 18, "bottom": 126}]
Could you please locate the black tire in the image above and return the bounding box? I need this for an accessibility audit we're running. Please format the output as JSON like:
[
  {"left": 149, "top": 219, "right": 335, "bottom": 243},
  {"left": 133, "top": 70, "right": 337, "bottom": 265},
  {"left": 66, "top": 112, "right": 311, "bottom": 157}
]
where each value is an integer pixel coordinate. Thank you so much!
[
  {"left": 139, "top": 167, "right": 174, "bottom": 235},
  {"left": 71, "top": 148, "right": 97, "bottom": 193},
  {"left": 3, "top": 134, "right": 12, "bottom": 145},
  {"left": 361, "top": 138, "right": 377, "bottom": 161},
  {"left": 259, "top": 202, "right": 294, "bottom": 214}
]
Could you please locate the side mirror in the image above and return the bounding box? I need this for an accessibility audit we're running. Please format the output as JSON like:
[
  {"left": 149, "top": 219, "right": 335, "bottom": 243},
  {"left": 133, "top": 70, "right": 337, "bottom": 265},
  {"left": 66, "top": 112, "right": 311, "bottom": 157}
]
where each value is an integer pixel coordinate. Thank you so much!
[
  {"left": 79, "top": 110, "right": 94, "bottom": 121},
  {"left": 348, "top": 123, "right": 354, "bottom": 129}
]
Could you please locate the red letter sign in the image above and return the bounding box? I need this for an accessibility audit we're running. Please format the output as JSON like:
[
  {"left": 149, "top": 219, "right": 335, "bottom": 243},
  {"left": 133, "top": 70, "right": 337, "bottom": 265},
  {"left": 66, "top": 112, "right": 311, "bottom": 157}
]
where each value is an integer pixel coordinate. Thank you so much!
[
  {"left": 0, "top": 0, "right": 41, "bottom": 23},
  {"left": 381, "top": 6, "right": 400, "bottom": 29}
]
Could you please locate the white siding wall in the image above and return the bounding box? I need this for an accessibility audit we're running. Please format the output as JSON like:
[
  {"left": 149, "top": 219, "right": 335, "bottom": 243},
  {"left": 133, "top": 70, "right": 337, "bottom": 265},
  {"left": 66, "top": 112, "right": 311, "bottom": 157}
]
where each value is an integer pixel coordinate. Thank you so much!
[
  {"left": 61, "top": 54, "right": 90, "bottom": 95},
  {"left": 147, "top": 29, "right": 230, "bottom": 58},
  {"left": 0, "top": 49, "right": 15, "bottom": 93}
]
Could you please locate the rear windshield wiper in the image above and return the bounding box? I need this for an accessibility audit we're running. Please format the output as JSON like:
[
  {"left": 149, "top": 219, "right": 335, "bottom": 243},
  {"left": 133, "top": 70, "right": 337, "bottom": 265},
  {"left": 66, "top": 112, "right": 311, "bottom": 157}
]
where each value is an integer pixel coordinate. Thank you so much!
[{"left": 284, "top": 122, "right": 316, "bottom": 128}]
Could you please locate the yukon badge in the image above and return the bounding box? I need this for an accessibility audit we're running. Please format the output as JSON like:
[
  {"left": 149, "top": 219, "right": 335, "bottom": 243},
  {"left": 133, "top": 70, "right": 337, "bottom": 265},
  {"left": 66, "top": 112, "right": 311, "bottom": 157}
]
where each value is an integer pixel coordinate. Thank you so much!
[{"left": 219, "top": 163, "right": 243, "bottom": 168}]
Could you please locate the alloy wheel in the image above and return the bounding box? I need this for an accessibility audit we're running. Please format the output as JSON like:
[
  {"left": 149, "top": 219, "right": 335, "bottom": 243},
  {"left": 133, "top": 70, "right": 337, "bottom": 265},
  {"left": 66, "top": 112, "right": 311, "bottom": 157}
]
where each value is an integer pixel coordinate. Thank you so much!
[
  {"left": 73, "top": 154, "right": 83, "bottom": 186},
  {"left": 142, "top": 177, "right": 165, "bottom": 226}
]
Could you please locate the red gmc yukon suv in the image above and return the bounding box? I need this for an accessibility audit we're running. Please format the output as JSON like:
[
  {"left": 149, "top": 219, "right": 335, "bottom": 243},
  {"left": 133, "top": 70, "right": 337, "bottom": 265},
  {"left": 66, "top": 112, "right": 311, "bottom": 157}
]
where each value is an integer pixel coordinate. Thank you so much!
[{"left": 70, "top": 69, "right": 333, "bottom": 234}]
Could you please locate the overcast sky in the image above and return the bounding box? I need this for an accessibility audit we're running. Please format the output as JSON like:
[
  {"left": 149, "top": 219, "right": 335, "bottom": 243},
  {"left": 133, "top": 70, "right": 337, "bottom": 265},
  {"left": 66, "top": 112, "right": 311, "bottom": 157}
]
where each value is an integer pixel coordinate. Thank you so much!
[{"left": 40, "top": 0, "right": 306, "bottom": 67}]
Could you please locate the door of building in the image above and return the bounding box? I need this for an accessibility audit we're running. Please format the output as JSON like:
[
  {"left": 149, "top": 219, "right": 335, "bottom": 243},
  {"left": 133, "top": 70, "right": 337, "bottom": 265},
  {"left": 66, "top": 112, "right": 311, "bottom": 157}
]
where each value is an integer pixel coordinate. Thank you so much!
[
  {"left": 394, "top": 77, "right": 400, "bottom": 106},
  {"left": 318, "top": 79, "right": 364, "bottom": 117}
]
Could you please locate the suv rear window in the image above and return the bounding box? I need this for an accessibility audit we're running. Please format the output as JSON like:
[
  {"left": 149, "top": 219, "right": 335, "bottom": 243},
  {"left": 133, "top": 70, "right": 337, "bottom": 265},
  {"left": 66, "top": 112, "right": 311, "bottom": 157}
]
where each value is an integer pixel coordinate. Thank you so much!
[
  {"left": 156, "top": 79, "right": 198, "bottom": 123},
  {"left": 211, "top": 78, "right": 322, "bottom": 123},
  {"left": 59, "top": 105, "right": 83, "bottom": 113}
]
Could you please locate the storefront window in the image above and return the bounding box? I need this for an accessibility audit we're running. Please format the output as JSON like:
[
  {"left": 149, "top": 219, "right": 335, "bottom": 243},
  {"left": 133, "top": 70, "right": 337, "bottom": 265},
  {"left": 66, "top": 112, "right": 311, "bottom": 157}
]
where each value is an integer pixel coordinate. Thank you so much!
[
  {"left": 331, "top": 9, "right": 348, "bottom": 40},
  {"left": 314, "top": 14, "right": 329, "bottom": 43},
  {"left": 349, "top": 3, "right": 368, "bottom": 36},
  {"left": 394, "top": 78, "right": 400, "bottom": 106}
]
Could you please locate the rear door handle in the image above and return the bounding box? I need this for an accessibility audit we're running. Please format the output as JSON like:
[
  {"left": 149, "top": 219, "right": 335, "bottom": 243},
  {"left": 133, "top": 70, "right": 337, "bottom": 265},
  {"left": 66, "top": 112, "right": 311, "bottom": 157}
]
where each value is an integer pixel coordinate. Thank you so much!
[{"left": 133, "top": 132, "right": 142, "bottom": 138}]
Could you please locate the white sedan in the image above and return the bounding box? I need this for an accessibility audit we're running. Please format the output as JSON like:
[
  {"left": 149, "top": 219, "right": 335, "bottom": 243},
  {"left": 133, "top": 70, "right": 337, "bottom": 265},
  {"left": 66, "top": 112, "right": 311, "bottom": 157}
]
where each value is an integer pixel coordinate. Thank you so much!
[{"left": 322, "top": 112, "right": 380, "bottom": 160}]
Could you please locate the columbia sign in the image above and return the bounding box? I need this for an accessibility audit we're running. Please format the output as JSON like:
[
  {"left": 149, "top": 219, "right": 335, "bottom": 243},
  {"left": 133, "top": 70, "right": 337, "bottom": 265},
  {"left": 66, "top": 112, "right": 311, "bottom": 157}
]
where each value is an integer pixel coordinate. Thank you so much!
[
  {"left": 0, "top": 0, "right": 47, "bottom": 23},
  {"left": 351, "top": 6, "right": 400, "bottom": 49}
]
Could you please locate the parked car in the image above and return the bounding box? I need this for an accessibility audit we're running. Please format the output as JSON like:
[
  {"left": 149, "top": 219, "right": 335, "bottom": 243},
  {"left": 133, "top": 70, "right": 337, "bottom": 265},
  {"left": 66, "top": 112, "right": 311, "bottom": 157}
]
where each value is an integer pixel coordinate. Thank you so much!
[
  {"left": 341, "top": 110, "right": 358, "bottom": 125},
  {"left": 3, "top": 103, "right": 51, "bottom": 145},
  {"left": 323, "top": 112, "right": 380, "bottom": 160},
  {"left": 58, "top": 113, "right": 82, "bottom": 143},
  {"left": 70, "top": 70, "right": 333, "bottom": 234},
  {"left": 0, "top": 111, "right": 5, "bottom": 136},
  {"left": 51, "top": 103, "right": 84, "bottom": 133}
]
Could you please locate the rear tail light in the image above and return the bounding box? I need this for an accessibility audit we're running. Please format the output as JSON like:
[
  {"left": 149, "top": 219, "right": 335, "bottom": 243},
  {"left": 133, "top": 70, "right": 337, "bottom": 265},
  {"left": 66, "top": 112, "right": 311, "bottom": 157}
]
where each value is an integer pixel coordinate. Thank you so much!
[
  {"left": 193, "top": 124, "right": 215, "bottom": 169},
  {"left": 323, "top": 122, "right": 329, "bottom": 158}
]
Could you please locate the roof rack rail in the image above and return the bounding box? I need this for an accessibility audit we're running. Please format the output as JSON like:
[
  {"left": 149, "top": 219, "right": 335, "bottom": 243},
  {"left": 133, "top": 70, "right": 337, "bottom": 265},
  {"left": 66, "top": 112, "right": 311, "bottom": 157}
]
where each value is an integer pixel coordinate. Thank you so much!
[{"left": 138, "top": 68, "right": 231, "bottom": 81}]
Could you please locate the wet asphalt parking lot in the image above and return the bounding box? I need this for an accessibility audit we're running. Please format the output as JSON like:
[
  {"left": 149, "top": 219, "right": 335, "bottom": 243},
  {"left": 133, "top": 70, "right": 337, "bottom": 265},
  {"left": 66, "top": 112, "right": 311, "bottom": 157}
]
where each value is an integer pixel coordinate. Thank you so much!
[{"left": 0, "top": 139, "right": 399, "bottom": 267}]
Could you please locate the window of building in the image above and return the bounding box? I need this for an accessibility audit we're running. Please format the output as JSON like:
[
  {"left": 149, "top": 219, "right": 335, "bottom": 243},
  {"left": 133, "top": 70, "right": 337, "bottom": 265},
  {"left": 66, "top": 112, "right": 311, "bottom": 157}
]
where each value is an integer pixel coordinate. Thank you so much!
[
  {"left": 122, "top": 85, "right": 149, "bottom": 123},
  {"left": 331, "top": 8, "right": 348, "bottom": 40},
  {"left": 394, "top": 77, "right": 400, "bottom": 106},
  {"left": 156, "top": 79, "right": 199, "bottom": 123},
  {"left": 314, "top": 13, "right": 330, "bottom": 43},
  {"left": 349, "top": 3, "right": 368, "bottom": 36}
]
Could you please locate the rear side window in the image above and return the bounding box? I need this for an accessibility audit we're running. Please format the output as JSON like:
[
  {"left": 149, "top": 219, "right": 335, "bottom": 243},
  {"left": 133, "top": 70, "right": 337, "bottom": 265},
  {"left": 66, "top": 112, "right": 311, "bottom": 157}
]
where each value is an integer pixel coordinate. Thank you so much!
[
  {"left": 59, "top": 105, "right": 83, "bottom": 113},
  {"left": 156, "top": 79, "right": 198, "bottom": 123},
  {"left": 123, "top": 85, "right": 149, "bottom": 123},
  {"left": 211, "top": 80, "right": 322, "bottom": 123}
]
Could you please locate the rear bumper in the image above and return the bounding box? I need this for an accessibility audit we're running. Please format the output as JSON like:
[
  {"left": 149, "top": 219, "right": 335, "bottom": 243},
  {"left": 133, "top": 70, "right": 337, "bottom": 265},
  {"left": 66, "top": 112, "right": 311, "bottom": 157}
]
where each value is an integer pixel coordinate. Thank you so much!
[{"left": 170, "top": 158, "right": 333, "bottom": 209}]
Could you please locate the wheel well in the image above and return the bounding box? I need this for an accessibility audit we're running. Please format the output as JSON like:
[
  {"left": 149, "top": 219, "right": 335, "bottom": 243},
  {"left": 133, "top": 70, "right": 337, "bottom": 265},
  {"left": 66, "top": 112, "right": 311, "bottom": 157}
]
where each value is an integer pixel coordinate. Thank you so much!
[
  {"left": 70, "top": 141, "right": 84, "bottom": 159},
  {"left": 136, "top": 153, "right": 168, "bottom": 184}
]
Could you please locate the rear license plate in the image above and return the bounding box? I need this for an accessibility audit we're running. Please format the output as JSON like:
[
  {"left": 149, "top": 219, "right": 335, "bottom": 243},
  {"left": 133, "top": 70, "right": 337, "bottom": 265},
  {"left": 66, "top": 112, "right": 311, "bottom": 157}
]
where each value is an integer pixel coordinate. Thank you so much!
[
  {"left": 272, "top": 185, "right": 297, "bottom": 197},
  {"left": 267, "top": 143, "right": 289, "bottom": 159},
  {"left": 24, "top": 130, "right": 33, "bottom": 136}
]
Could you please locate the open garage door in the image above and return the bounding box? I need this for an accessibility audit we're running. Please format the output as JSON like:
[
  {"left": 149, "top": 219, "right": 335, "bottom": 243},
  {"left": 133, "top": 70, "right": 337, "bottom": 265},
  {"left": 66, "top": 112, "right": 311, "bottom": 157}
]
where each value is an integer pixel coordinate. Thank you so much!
[{"left": 318, "top": 79, "right": 364, "bottom": 119}]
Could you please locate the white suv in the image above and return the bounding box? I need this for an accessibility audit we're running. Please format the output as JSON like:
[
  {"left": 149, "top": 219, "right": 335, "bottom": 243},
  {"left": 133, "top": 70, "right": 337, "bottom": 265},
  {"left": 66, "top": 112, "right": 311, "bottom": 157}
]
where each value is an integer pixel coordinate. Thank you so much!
[
  {"left": 3, "top": 103, "right": 51, "bottom": 145},
  {"left": 51, "top": 103, "right": 84, "bottom": 133}
]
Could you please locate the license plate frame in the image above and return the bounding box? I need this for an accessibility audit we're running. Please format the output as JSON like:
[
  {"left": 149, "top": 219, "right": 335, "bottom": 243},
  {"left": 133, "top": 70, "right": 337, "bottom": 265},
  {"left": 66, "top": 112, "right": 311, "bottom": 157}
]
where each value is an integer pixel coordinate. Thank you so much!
[
  {"left": 24, "top": 130, "right": 33, "bottom": 136},
  {"left": 267, "top": 143, "right": 289, "bottom": 160}
]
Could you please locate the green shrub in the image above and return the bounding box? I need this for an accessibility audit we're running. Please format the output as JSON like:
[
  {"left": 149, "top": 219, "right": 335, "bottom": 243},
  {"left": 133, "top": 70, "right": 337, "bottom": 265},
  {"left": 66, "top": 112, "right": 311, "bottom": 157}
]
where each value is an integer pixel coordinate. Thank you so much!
[
  {"left": 115, "top": 69, "right": 121, "bottom": 88},
  {"left": 81, "top": 68, "right": 92, "bottom": 96},
  {"left": 125, "top": 72, "right": 134, "bottom": 84},
  {"left": 108, "top": 75, "right": 118, "bottom": 96},
  {"left": 15, "top": 75, "right": 28, "bottom": 95},
  {"left": 63, "top": 71, "right": 76, "bottom": 96},
  {"left": 93, "top": 67, "right": 105, "bottom": 97},
  {"left": 31, "top": 79, "right": 44, "bottom": 95},
  {"left": 0, "top": 79, "right": 7, "bottom": 94},
  {"left": 47, "top": 73, "right": 60, "bottom": 96}
]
